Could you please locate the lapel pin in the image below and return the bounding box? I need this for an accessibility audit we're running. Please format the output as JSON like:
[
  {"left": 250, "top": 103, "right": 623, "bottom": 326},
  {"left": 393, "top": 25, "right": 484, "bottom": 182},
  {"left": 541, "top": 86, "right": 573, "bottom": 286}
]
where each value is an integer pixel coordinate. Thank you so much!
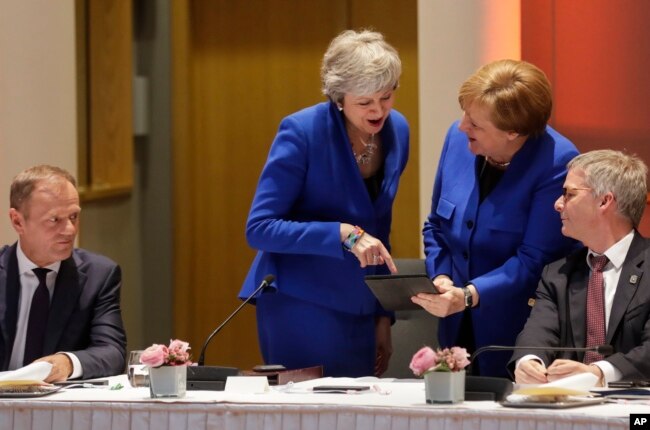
[
  {"left": 527, "top": 298, "right": 535, "bottom": 307},
  {"left": 629, "top": 275, "right": 638, "bottom": 285}
]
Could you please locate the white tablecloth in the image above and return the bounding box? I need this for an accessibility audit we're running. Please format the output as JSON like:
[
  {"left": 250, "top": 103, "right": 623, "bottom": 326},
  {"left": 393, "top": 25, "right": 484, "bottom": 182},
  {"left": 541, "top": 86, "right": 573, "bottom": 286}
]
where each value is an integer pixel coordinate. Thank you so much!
[{"left": 0, "top": 376, "right": 644, "bottom": 430}]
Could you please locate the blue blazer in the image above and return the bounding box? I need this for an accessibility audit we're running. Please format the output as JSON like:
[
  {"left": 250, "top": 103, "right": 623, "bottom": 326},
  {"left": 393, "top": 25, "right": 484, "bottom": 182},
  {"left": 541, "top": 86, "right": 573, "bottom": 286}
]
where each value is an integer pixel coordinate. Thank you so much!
[
  {"left": 240, "top": 101, "right": 409, "bottom": 315},
  {"left": 0, "top": 244, "right": 127, "bottom": 378},
  {"left": 423, "top": 121, "right": 579, "bottom": 377}
]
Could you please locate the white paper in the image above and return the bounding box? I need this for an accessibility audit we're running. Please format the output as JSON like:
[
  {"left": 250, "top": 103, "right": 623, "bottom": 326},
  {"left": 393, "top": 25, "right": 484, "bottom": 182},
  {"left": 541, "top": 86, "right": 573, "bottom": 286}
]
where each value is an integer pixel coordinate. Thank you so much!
[
  {"left": 543, "top": 372, "right": 599, "bottom": 390},
  {"left": 0, "top": 362, "right": 52, "bottom": 382},
  {"left": 514, "top": 372, "right": 599, "bottom": 392},
  {"left": 224, "top": 376, "right": 269, "bottom": 394},
  {"left": 508, "top": 372, "right": 599, "bottom": 402}
]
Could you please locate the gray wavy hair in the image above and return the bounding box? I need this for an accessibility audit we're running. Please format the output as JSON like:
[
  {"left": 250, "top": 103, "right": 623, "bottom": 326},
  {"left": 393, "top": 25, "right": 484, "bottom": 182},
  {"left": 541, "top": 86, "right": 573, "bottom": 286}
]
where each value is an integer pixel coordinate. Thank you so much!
[
  {"left": 321, "top": 29, "right": 401, "bottom": 104},
  {"left": 568, "top": 150, "right": 648, "bottom": 227}
]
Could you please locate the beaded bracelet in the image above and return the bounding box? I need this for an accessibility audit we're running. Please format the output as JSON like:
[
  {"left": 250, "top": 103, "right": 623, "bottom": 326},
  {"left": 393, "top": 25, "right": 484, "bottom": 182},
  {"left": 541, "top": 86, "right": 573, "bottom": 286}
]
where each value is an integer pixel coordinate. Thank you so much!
[{"left": 343, "top": 226, "right": 365, "bottom": 251}]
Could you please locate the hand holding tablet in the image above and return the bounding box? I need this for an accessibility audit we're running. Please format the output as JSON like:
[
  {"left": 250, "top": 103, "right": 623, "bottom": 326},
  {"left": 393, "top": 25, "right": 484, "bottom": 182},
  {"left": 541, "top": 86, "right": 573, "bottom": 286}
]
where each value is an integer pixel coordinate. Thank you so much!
[{"left": 364, "top": 274, "right": 439, "bottom": 311}]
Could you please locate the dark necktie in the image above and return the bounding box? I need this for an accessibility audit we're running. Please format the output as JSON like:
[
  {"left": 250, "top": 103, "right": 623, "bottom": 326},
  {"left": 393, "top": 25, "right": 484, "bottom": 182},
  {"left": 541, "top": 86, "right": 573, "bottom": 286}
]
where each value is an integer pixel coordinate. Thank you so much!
[
  {"left": 23, "top": 268, "right": 51, "bottom": 366},
  {"left": 584, "top": 255, "right": 609, "bottom": 364}
]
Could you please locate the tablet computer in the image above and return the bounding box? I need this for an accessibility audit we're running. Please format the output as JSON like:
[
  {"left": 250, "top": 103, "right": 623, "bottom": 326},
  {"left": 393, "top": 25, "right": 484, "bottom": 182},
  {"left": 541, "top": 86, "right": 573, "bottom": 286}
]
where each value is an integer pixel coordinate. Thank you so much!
[{"left": 364, "top": 274, "right": 438, "bottom": 311}]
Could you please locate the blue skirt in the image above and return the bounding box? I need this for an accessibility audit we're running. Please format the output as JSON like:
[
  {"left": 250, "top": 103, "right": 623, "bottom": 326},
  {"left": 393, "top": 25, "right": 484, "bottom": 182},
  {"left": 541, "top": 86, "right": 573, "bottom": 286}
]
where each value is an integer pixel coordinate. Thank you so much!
[{"left": 255, "top": 291, "right": 376, "bottom": 377}]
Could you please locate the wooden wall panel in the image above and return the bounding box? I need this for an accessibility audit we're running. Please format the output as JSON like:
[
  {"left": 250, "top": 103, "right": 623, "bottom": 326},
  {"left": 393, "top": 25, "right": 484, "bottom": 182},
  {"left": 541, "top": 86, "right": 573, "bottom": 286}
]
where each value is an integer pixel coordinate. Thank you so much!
[
  {"left": 172, "top": 0, "right": 418, "bottom": 369},
  {"left": 81, "top": 0, "right": 133, "bottom": 200}
]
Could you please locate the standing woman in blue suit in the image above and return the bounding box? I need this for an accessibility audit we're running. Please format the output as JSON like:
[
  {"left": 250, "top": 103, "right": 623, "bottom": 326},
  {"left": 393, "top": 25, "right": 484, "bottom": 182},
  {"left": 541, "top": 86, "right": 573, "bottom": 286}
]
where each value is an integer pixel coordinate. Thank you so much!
[
  {"left": 412, "top": 60, "right": 579, "bottom": 377},
  {"left": 239, "top": 30, "right": 409, "bottom": 377}
]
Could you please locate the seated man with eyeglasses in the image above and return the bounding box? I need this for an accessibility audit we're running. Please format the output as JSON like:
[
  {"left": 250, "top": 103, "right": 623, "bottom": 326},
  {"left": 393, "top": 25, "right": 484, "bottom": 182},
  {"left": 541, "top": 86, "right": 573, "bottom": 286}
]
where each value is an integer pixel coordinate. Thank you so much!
[{"left": 508, "top": 149, "right": 650, "bottom": 386}]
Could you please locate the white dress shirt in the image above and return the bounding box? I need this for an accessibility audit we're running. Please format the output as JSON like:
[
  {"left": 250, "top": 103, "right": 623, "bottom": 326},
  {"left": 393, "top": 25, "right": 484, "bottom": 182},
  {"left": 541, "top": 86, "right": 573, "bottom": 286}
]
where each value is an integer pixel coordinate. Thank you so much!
[
  {"left": 517, "top": 230, "right": 634, "bottom": 384},
  {"left": 8, "top": 242, "right": 83, "bottom": 378}
]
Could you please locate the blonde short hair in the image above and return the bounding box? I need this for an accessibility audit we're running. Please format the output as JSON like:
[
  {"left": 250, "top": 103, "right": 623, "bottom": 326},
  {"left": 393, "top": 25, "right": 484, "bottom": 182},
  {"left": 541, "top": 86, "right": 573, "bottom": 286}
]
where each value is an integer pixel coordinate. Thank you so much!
[
  {"left": 458, "top": 59, "right": 552, "bottom": 137},
  {"left": 568, "top": 150, "right": 648, "bottom": 227},
  {"left": 321, "top": 29, "right": 401, "bottom": 104}
]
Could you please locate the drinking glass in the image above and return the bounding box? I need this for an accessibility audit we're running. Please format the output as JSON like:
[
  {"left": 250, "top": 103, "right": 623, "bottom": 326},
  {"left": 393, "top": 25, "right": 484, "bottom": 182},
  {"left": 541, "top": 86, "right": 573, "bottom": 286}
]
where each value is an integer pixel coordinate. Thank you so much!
[{"left": 127, "top": 350, "right": 150, "bottom": 387}]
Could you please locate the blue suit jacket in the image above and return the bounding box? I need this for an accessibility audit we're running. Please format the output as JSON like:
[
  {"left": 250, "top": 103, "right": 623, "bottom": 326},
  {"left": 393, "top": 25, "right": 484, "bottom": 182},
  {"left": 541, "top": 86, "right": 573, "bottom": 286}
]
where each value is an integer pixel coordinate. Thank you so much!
[
  {"left": 423, "top": 121, "right": 579, "bottom": 377},
  {"left": 240, "top": 101, "right": 409, "bottom": 315},
  {"left": 0, "top": 244, "right": 127, "bottom": 378}
]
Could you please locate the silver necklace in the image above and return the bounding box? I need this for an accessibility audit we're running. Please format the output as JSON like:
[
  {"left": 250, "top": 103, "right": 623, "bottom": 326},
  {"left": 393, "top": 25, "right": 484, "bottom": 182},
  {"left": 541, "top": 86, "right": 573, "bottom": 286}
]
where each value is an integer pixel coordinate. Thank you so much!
[
  {"left": 353, "top": 134, "right": 377, "bottom": 165},
  {"left": 486, "top": 156, "right": 510, "bottom": 169}
]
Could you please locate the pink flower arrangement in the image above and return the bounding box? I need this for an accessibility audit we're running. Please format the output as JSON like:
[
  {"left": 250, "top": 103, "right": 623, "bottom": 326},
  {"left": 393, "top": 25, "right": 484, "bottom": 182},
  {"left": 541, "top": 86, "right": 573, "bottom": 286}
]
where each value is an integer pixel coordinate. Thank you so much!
[
  {"left": 140, "top": 339, "right": 192, "bottom": 367},
  {"left": 409, "top": 346, "right": 470, "bottom": 375}
]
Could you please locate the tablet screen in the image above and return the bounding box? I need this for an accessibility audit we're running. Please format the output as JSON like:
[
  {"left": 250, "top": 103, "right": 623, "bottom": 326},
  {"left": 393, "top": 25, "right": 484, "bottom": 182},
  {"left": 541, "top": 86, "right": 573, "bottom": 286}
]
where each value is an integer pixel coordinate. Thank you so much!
[{"left": 364, "top": 274, "right": 438, "bottom": 311}]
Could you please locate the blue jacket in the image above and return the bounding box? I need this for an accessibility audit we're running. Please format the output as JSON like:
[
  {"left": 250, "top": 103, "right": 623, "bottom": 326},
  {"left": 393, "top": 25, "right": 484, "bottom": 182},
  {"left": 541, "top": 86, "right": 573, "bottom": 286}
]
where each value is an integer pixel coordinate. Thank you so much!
[
  {"left": 240, "top": 101, "right": 409, "bottom": 315},
  {"left": 424, "top": 121, "right": 579, "bottom": 377}
]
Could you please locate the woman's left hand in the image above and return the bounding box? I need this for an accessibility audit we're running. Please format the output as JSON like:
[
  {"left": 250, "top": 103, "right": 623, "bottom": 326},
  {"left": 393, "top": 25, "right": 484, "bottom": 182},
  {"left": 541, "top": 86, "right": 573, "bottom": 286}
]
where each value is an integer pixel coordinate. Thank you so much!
[
  {"left": 410, "top": 282, "right": 466, "bottom": 317},
  {"left": 374, "top": 316, "right": 392, "bottom": 376}
]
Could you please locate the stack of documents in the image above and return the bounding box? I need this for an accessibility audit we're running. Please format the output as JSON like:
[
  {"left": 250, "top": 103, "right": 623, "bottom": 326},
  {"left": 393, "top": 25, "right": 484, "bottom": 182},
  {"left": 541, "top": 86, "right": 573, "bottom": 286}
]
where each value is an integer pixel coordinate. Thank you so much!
[
  {"left": 0, "top": 362, "right": 60, "bottom": 397},
  {"left": 502, "top": 373, "right": 606, "bottom": 408}
]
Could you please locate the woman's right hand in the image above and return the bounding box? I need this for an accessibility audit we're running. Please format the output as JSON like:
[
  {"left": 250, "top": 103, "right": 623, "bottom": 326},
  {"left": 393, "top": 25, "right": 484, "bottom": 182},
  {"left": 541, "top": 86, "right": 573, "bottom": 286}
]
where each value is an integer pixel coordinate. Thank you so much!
[
  {"left": 341, "top": 224, "right": 397, "bottom": 273},
  {"left": 411, "top": 278, "right": 468, "bottom": 317}
]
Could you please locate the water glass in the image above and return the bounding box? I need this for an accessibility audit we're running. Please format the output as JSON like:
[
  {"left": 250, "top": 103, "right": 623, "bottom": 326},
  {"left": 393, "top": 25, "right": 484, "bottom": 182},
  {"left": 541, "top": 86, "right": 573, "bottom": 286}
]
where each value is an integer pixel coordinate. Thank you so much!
[{"left": 127, "top": 350, "right": 150, "bottom": 387}]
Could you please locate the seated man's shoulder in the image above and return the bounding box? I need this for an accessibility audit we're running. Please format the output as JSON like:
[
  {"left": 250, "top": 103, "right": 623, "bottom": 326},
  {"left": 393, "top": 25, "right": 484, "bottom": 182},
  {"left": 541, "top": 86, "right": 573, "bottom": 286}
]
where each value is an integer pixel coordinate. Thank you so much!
[
  {"left": 643, "top": 235, "right": 650, "bottom": 248},
  {"left": 546, "top": 246, "right": 588, "bottom": 272},
  {"left": 0, "top": 244, "right": 15, "bottom": 267},
  {"left": 71, "top": 248, "right": 119, "bottom": 272}
]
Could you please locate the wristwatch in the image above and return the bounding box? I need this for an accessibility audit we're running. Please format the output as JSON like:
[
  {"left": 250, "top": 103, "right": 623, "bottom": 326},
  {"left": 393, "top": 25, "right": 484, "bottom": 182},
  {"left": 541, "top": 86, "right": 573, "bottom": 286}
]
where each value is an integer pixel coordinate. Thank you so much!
[{"left": 462, "top": 286, "right": 473, "bottom": 308}]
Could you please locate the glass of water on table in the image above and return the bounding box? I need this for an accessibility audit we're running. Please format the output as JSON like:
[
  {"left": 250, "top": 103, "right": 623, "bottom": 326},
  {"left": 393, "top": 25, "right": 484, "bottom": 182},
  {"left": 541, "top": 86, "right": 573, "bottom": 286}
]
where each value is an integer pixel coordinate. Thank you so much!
[{"left": 127, "top": 350, "right": 150, "bottom": 387}]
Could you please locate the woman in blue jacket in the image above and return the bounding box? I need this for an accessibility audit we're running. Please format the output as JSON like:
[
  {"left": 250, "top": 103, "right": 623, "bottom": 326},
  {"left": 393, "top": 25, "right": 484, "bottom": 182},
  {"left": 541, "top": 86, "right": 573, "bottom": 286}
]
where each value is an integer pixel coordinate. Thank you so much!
[
  {"left": 412, "top": 60, "right": 579, "bottom": 377},
  {"left": 240, "top": 30, "right": 409, "bottom": 377}
]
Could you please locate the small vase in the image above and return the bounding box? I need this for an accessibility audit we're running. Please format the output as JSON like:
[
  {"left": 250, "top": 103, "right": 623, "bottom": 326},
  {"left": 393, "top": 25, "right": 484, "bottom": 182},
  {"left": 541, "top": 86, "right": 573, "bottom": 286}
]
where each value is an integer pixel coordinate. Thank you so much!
[
  {"left": 424, "top": 370, "right": 465, "bottom": 404},
  {"left": 148, "top": 365, "right": 187, "bottom": 398}
]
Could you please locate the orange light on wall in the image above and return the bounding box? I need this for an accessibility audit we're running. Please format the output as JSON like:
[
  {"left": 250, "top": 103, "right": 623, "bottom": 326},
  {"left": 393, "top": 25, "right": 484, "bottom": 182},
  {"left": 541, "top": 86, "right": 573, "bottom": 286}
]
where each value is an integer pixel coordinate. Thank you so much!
[
  {"left": 522, "top": 0, "right": 650, "bottom": 232},
  {"left": 480, "top": 0, "right": 521, "bottom": 63},
  {"left": 522, "top": 0, "right": 650, "bottom": 161}
]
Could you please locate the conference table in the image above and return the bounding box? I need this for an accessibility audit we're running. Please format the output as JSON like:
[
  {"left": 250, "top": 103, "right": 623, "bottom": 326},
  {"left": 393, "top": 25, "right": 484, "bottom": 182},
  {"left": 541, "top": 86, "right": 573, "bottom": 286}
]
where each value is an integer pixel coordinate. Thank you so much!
[{"left": 0, "top": 375, "right": 645, "bottom": 430}]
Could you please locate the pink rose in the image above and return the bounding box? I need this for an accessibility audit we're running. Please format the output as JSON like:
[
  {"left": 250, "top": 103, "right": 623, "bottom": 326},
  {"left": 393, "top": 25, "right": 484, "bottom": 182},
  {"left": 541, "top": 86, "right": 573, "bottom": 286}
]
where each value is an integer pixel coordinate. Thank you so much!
[
  {"left": 167, "top": 339, "right": 192, "bottom": 365},
  {"left": 140, "top": 344, "right": 168, "bottom": 367},
  {"left": 450, "top": 346, "right": 470, "bottom": 370},
  {"left": 169, "top": 339, "right": 189, "bottom": 351},
  {"left": 409, "top": 346, "right": 437, "bottom": 376},
  {"left": 445, "top": 353, "right": 456, "bottom": 370}
]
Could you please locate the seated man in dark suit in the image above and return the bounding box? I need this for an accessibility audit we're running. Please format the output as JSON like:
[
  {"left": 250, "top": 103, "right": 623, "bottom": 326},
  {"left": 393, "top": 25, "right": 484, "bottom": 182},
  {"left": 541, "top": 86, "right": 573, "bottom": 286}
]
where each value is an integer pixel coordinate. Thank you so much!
[
  {"left": 510, "top": 149, "right": 650, "bottom": 386},
  {"left": 0, "top": 165, "right": 127, "bottom": 382}
]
